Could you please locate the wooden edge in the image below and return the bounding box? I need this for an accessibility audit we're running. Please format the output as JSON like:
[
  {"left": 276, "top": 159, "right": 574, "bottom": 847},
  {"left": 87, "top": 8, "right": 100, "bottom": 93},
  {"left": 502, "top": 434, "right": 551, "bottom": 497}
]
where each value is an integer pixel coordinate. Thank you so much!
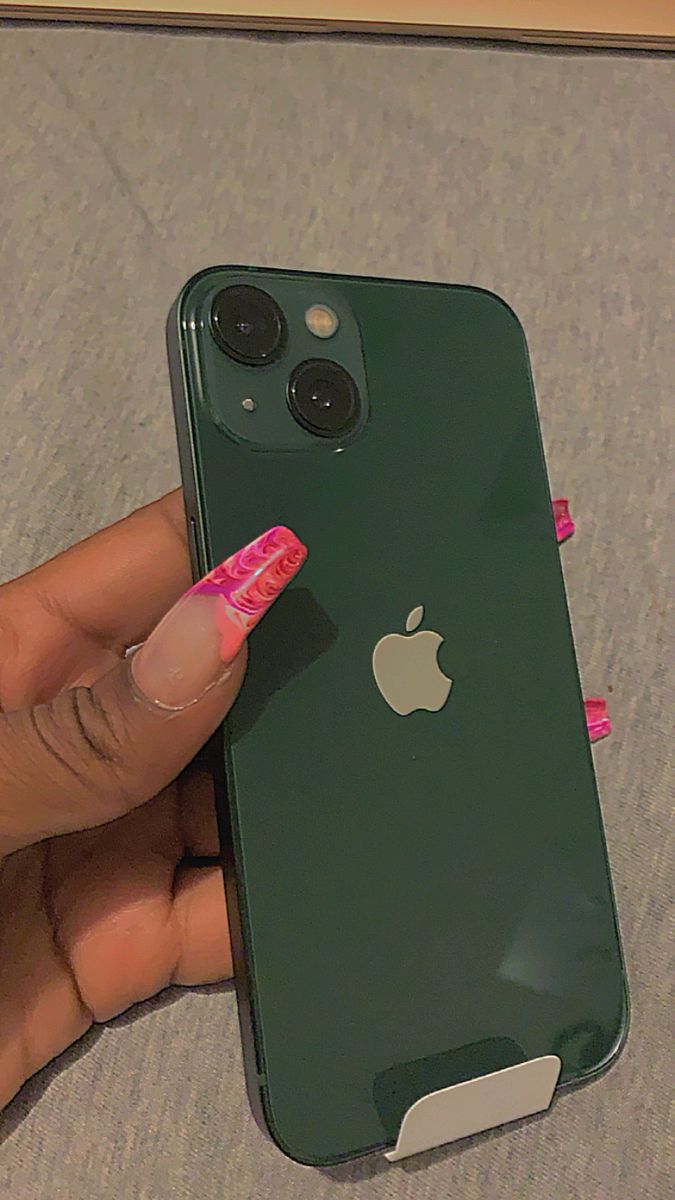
[{"left": 1, "top": 7, "right": 674, "bottom": 51}]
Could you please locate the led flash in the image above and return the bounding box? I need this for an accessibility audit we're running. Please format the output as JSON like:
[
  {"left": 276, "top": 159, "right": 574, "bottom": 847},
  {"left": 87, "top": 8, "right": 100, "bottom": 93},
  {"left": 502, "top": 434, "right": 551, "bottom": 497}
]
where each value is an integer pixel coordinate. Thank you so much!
[{"left": 305, "top": 304, "right": 339, "bottom": 339}]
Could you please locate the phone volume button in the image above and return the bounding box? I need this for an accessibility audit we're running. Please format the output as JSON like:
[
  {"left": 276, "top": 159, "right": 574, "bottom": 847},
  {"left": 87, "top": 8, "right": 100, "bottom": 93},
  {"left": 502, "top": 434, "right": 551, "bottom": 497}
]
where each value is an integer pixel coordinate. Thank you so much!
[{"left": 188, "top": 516, "right": 201, "bottom": 579}]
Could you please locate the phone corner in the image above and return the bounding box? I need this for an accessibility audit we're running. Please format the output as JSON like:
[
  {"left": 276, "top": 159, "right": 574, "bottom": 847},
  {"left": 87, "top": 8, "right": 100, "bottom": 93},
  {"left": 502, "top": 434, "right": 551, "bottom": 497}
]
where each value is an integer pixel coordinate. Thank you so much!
[
  {"left": 255, "top": 1085, "right": 380, "bottom": 1168},
  {"left": 253, "top": 1097, "right": 337, "bottom": 1169},
  {"left": 165, "top": 294, "right": 181, "bottom": 351},
  {"left": 598, "top": 982, "right": 632, "bottom": 1077},
  {"left": 170, "top": 264, "right": 250, "bottom": 326},
  {"left": 170, "top": 266, "right": 213, "bottom": 324},
  {"left": 468, "top": 285, "right": 529, "bottom": 344},
  {"left": 560, "top": 981, "right": 631, "bottom": 1092}
]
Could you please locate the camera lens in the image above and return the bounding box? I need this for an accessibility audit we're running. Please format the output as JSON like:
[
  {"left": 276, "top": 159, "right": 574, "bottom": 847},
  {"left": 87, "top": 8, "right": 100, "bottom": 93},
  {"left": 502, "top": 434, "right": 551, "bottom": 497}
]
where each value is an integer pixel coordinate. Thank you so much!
[
  {"left": 287, "top": 359, "right": 360, "bottom": 439},
  {"left": 210, "top": 285, "right": 286, "bottom": 366}
]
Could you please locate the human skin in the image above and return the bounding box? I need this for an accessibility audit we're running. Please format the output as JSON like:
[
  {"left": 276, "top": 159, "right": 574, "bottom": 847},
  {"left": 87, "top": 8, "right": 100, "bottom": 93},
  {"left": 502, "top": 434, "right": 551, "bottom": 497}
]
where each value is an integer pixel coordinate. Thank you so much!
[{"left": 0, "top": 490, "right": 306, "bottom": 1111}]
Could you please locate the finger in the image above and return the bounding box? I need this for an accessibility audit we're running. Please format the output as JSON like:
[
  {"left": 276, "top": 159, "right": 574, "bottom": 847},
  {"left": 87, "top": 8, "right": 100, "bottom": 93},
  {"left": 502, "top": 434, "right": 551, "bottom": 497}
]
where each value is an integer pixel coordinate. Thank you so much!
[
  {"left": 44, "top": 795, "right": 231, "bottom": 1024},
  {"left": 0, "top": 491, "right": 192, "bottom": 709},
  {"left": 0, "top": 842, "right": 93, "bottom": 1111},
  {"left": 0, "top": 526, "right": 307, "bottom": 855},
  {"left": 5, "top": 490, "right": 192, "bottom": 659},
  {"left": 171, "top": 865, "right": 232, "bottom": 986},
  {"left": 0, "top": 828, "right": 231, "bottom": 1110},
  {"left": 62, "top": 865, "right": 231, "bottom": 1019},
  {"left": 178, "top": 764, "right": 220, "bottom": 858}
]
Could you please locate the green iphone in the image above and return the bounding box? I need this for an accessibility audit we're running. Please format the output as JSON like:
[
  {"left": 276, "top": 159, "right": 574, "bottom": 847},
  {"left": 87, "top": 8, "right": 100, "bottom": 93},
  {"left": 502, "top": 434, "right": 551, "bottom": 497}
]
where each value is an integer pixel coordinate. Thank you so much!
[{"left": 167, "top": 267, "right": 628, "bottom": 1165}]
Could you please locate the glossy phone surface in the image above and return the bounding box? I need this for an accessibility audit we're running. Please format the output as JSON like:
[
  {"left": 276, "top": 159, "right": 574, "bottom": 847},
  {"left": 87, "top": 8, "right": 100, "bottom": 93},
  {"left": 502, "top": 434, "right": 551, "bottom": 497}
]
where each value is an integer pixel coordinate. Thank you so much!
[{"left": 167, "top": 267, "right": 627, "bottom": 1165}]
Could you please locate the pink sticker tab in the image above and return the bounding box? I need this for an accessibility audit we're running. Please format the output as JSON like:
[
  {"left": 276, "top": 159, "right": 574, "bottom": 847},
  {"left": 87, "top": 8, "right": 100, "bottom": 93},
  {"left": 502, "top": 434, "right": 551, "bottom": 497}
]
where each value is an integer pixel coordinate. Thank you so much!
[
  {"left": 553, "top": 498, "right": 575, "bottom": 543},
  {"left": 584, "top": 697, "right": 612, "bottom": 743}
]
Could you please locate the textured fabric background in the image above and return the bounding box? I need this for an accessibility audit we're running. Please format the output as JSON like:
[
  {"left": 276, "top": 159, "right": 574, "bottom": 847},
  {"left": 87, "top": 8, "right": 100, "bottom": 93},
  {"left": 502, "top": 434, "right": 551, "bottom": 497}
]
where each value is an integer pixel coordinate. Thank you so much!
[{"left": 0, "top": 26, "right": 672, "bottom": 1200}]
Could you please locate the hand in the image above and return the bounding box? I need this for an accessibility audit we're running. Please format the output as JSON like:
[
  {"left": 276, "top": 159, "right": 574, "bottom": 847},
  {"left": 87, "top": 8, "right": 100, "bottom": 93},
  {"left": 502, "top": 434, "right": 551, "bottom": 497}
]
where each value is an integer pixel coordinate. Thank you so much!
[{"left": 0, "top": 492, "right": 306, "bottom": 1111}]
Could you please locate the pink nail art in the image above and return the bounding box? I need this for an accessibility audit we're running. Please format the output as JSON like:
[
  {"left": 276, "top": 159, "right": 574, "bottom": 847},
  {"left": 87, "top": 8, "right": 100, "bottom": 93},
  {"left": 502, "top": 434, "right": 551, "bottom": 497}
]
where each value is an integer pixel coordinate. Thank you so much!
[
  {"left": 553, "top": 498, "right": 575, "bottom": 543},
  {"left": 585, "top": 697, "right": 611, "bottom": 743},
  {"left": 191, "top": 526, "right": 307, "bottom": 663}
]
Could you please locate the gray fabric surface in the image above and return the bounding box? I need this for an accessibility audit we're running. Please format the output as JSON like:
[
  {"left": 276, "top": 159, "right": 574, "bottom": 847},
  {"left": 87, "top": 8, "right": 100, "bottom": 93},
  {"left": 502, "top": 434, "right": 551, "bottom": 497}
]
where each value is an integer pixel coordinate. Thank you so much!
[{"left": 0, "top": 25, "right": 673, "bottom": 1200}]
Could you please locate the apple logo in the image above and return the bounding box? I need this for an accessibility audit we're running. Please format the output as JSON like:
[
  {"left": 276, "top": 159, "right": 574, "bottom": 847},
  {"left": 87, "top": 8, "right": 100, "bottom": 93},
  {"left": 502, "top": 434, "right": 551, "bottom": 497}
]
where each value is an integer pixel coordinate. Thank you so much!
[{"left": 372, "top": 605, "right": 453, "bottom": 716}]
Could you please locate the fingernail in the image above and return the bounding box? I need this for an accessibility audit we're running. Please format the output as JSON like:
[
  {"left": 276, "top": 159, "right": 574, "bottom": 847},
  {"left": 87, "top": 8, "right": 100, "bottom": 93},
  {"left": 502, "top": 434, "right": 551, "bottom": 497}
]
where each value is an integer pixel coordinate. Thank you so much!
[
  {"left": 584, "top": 697, "right": 611, "bottom": 743},
  {"left": 131, "top": 526, "right": 307, "bottom": 710},
  {"left": 552, "top": 498, "right": 575, "bottom": 544}
]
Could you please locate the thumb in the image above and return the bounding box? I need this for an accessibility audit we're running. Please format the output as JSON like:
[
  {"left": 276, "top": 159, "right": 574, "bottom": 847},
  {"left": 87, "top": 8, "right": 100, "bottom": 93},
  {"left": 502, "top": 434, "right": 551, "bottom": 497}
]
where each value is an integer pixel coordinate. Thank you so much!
[{"left": 0, "top": 526, "right": 306, "bottom": 855}]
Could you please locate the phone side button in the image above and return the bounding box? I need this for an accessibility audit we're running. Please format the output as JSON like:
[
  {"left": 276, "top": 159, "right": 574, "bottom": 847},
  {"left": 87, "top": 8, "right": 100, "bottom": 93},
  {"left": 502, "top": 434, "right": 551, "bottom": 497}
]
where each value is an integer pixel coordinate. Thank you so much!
[{"left": 188, "top": 516, "right": 202, "bottom": 579}]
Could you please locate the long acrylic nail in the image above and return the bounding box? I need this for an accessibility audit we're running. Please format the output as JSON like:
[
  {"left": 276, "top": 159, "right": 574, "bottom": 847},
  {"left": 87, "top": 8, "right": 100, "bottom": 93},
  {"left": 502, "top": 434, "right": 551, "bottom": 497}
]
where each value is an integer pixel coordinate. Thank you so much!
[
  {"left": 552, "top": 498, "right": 575, "bottom": 544},
  {"left": 131, "top": 525, "right": 307, "bottom": 710},
  {"left": 584, "top": 697, "right": 611, "bottom": 743}
]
